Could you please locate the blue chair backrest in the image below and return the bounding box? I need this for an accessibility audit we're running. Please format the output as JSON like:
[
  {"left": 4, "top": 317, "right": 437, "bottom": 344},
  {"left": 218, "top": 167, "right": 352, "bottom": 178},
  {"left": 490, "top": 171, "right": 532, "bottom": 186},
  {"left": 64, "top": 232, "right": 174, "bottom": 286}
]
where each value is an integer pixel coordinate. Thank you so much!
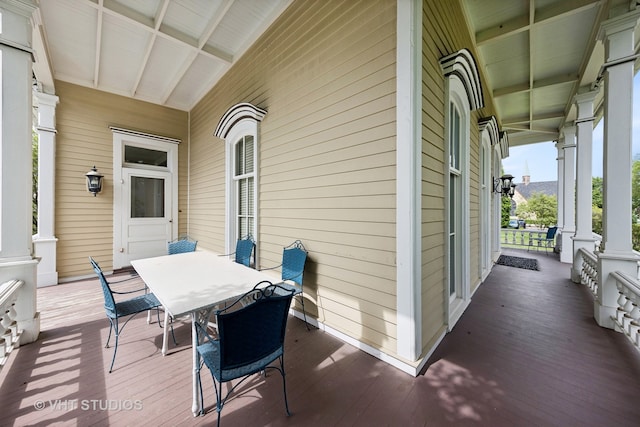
[
  {"left": 281, "top": 246, "right": 307, "bottom": 285},
  {"left": 235, "top": 238, "right": 255, "bottom": 267},
  {"left": 89, "top": 257, "right": 116, "bottom": 316},
  {"left": 168, "top": 238, "right": 197, "bottom": 255},
  {"left": 546, "top": 227, "right": 558, "bottom": 239},
  {"left": 216, "top": 284, "right": 294, "bottom": 371}
]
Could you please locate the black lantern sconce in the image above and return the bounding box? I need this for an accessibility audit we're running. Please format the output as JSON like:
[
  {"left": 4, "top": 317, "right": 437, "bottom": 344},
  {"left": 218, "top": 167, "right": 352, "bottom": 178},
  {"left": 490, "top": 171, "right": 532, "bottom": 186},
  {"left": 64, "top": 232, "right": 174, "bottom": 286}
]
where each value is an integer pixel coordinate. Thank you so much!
[
  {"left": 85, "top": 166, "right": 104, "bottom": 196},
  {"left": 494, "top": 174, "right": 516, "bottom": 198}
]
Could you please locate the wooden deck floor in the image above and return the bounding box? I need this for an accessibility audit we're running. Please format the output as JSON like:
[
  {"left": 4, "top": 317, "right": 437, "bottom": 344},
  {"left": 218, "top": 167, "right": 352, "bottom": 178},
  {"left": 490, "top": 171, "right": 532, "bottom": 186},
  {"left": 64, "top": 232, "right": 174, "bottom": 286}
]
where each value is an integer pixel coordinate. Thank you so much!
[{"left": 2, "top": 249, "right": 640, "bottom": 426}]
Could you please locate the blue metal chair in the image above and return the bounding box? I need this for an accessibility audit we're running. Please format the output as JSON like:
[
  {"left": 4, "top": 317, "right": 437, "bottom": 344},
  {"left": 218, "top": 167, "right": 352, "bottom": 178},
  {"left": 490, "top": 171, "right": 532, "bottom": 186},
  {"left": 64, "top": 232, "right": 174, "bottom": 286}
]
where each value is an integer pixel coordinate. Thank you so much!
[
  {"left": 195, "top": 281, "right": 295, "bottom": 425},
  {"left": 168, "top": 235, "right": 197, "bottom": 254},
  {"left": 89, "top": 257, "right": 169, "bottom": 372},
  {"left": 219, "top": 234, "right": 255, "bottom": 268},
  {"left": 262, "top": 240, "right": 309, "bottom": 329},
  {"left": 164, "top": 235, "right": 198, "bottom": 351},
  {"left": 529, "top": 226, "right": 558, "bottom": 254}
]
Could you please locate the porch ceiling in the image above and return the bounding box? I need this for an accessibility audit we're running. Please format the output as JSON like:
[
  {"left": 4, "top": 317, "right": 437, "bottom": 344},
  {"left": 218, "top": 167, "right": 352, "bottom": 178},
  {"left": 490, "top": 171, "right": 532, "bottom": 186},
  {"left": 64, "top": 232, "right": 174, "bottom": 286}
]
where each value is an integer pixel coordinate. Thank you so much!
[
  {"left": 32, "top": 0, "right": 291, "bottom": 111},
  {"left": 31, "top": 0, "right": 637, "bottom": 146},
  {"left": 462, "top": 0, "right": 636, "bottom": 147}
]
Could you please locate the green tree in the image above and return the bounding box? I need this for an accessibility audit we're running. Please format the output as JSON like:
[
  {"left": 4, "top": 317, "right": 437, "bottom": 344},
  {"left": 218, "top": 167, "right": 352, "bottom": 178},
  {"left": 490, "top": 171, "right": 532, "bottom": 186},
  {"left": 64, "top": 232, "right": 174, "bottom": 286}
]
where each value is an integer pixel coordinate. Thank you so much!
[
  {"left": 592, "top": 176, "right": 603, "bottom": 209},
  {"left": 520, "top": 192, "right": 557, "bottom": 228},
  {"left": 515, "top": 200, "right": 531, "bottom": 221},
  {"left": 592, "top": 206, "right": 602, "bottom": 236},
  {"left": 632, "top": 155, "right": 640, "bottom": 220},
  {"left": 501, "top": 195, "right": 511, "bottom": 227}
]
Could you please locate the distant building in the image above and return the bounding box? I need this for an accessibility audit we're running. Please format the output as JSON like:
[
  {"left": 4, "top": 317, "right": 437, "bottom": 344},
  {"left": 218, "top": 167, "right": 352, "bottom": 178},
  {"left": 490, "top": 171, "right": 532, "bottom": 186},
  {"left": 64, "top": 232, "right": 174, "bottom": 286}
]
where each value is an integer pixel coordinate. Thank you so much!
[{"left": 512, "top": 166, "right": 558, "bottom": 214}]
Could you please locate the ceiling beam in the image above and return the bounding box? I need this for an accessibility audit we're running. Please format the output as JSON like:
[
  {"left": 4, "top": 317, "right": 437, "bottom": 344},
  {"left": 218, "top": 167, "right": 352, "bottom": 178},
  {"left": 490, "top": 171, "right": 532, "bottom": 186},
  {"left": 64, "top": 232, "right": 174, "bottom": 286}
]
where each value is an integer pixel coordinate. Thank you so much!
[
  {"left": 493, "top": 73, "right": 578, "bottom": 98},
  {"left": 476, "top": 0, "right": 601, "bottom": 46},
  {"left": 503, "top": 111, "right": 565, "bottom": 126}
]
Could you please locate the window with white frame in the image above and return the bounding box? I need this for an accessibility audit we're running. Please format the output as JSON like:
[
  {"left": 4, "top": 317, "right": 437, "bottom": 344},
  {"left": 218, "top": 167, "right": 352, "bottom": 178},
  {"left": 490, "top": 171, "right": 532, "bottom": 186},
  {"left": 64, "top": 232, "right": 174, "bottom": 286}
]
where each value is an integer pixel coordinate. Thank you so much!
[
  {"left": 234, "top": 135, "right": 255, "bottom": 239},
  {"left": 445, "top": 77, "right": 471, "bottom": 328},
  {"left": 440, "top": 48, "right": 483, "bottom": 329},
  {"left": 214, "top": 103, "right": 266, "bottom": 256}
]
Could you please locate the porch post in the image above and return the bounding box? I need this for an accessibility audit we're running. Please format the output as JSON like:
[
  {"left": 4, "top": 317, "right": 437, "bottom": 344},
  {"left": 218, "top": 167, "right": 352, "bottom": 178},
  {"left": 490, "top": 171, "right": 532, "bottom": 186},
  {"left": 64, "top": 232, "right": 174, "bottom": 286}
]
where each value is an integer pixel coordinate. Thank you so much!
[
  {"left": 32, "top": 91, "right": 59, "bottom": 287},
  {"left": 555, "top": 140, "right": 565, "bottom": 253},
  {"left": 594, "top": 10, "right": 640, "bottom": 328},
  {"left": 571, "top": 89, "right": 598, "bottom": 282},
  {"left": 395, "top": 0, "right": 421, "bottom": 360},
  {"left": 560, "top": 125, "right": 576, "bottom": 264},
  {"left": 0, "top": 0, "right": 40, "bottom": 344}
]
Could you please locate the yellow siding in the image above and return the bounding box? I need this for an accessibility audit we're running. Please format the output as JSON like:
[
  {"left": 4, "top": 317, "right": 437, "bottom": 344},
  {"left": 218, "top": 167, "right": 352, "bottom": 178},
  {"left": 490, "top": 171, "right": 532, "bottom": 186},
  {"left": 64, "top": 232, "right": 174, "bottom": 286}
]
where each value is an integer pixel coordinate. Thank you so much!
[
  {"left": 55, "top": 81, "right": 188, "bottom": 278},
  {"left": 420, "top": 0, "right": 498, "bottom": 355},
  {"left": 189, "top": 0, "right": 398, "bottom": 353}
]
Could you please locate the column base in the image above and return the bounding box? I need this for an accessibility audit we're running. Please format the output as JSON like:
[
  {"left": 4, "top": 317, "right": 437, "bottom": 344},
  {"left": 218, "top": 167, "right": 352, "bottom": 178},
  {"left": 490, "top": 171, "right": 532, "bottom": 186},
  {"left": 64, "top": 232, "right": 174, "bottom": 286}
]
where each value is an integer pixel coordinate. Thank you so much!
[
  {"left": 594, "top": 299, "right": 616, "bottom": 329},
  {"left": 560, "top": 229, "right": 575, "bottom": 264},
  {"left": 33, "top": 236, "right": 58, "bottom": 287}
]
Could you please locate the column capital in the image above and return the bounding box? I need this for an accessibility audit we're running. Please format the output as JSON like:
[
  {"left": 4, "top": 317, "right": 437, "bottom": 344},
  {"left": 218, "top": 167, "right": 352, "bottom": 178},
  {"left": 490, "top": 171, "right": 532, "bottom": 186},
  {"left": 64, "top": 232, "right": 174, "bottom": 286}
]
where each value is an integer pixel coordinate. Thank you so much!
[
  {"left": 34, "top": 91, "right": 59, "bottom": 107},
  {"left": 562, "top": 124, "right": 576, "bottom": 137},
  {"left": 598, "top": 8, "right": 640, "bottom": 42},
  {"left": 573, "top": 89, "right": 600, "bottom": 109}
]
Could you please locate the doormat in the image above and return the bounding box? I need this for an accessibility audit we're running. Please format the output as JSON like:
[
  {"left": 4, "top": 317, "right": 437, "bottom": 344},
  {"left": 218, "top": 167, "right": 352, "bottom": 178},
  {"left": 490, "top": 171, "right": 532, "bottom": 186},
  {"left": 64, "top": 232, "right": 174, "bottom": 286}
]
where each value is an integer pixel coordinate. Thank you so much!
[{"left": 496, "top": 255, "right": 539, "bottom": 271}]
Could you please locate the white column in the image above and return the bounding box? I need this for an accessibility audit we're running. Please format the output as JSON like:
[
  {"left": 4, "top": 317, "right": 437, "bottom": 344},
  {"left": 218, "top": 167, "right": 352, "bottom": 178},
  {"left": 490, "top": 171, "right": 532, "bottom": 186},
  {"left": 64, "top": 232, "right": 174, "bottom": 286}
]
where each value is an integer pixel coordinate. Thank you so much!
[
  {"left": 595, "top": 10, "right": 640, "bottom": 328},
  {"left": 32, "top": 91, "right": 59, "bottom": 287},
  {"left": 571, "top": 90, "right": 598, "bottom": 282},
  {"left": 395, "top": 0, "right": 421, "bottom": 360},
  {"left": 555, "top": 140, "right": 565, "bottom": 253},
  {"left": 0, "top": 0, "right": 40, "bottom": 344},
  {"left": 560, "top": 125, "right": 576, "bottom": 264}
]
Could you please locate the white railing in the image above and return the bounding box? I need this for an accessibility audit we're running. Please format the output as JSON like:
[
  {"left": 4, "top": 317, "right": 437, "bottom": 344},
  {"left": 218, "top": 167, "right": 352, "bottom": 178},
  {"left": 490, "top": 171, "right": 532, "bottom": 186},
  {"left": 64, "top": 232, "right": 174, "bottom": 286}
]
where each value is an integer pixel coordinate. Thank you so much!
[
  {"left": 575, "top": 240, "right": 640, "bottom": 352},
  {"left": 501, "top": 228, "right": 553, "bottom": 251},
  {"left": 577, "top": 248, "right": 598, "bottom": 297},
  {"left": 612, "top": 271, "right": 640, "bottom": 351},
  {"left": 0, "top": 279, "right": 24, "bottom": 371}
]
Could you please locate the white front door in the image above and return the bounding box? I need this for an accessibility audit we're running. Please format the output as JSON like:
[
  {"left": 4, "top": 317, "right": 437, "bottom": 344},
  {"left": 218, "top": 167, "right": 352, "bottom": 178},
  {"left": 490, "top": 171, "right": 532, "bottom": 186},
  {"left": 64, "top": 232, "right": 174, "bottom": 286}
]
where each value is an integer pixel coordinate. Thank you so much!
[
  {"left": 115, "top": 168, "right": 173, "bottom": 267},
  {"left": 112, "top": 128, "right": 180, "bottom": 269}
]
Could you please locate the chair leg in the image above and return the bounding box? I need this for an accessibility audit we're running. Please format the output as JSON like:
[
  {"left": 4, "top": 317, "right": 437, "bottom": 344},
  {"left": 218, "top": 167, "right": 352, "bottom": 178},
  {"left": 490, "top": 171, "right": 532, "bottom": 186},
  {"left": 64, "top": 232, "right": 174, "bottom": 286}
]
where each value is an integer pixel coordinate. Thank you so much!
[
  {"left": 278, "top": 356, "right": 291, "bottom": 416},
  {"left": 298, "top": 295, "right": 310, "bottom": 331},
  {"left": 105, "top": 318, "right": 114, "bottom": 348},
  {"left": 108, "top": 319, "right": 120, "bottom": 373},
  {"left": 214, "top": 378, "right": 223, "bottom": 427}
]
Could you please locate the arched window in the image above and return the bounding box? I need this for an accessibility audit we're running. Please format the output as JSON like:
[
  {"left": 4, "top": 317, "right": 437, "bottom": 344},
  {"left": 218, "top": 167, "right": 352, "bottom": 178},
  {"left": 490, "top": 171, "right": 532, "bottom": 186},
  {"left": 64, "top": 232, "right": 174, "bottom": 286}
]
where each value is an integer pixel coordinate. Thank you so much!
[
  {"left": 440, "top": 49, "right": 484, "bottom": 329},
  {"left": 215, "top": 103, "right": 266, "bottom": 254}
]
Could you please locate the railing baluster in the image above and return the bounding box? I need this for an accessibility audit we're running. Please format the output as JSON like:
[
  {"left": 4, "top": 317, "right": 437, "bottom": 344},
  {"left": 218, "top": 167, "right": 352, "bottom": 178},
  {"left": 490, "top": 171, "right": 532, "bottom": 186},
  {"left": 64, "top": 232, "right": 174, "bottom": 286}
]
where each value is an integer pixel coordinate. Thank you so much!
[
  {"left": 611, "top": 272, "right": 640, "bottom": 352},
  {"left": 0, "top": 280, "right": 25, "bottom": 371}
]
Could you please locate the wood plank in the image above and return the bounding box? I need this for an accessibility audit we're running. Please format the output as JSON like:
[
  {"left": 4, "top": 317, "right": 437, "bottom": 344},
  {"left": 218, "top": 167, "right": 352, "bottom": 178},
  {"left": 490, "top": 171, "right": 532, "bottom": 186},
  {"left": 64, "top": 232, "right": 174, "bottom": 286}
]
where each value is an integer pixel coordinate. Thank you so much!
[{"left": 2, "top": 250, "right": 640, "bottom": 425}]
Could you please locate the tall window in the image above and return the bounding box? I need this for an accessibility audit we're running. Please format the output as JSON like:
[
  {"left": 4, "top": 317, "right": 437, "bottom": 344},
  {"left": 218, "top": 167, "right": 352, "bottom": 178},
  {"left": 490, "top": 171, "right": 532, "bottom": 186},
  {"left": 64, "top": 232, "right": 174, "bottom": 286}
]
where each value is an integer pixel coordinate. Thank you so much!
[
  {"left": 445, "top": 77, "right": 471, "bottom": 329},
  {"left": 234, "top": 135, "right": 255, "bottom": 239},
  {"left": 214, "top": 103, "right": 266, "bottom": 256},
  {"left": 440, "top": 48, "right": 484, "bottom": 329},
  {"left": 449, "top": 102, "right": 462, "bottom": 299}
]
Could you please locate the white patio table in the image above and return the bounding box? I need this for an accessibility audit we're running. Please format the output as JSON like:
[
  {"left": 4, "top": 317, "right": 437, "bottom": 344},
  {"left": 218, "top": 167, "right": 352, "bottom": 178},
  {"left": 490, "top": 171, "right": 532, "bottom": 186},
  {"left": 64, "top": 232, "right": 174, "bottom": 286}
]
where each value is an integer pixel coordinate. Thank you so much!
[{"left": 131, "top": 249, "right": 276, "bottom": 417}]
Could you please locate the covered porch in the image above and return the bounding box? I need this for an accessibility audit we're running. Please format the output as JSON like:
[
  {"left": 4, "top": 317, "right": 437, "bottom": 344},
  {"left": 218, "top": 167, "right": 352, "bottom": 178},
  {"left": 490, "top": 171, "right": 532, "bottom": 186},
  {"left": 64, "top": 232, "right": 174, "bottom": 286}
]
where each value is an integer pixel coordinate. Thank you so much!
[{"left": 2, "top": 249, "right": 639, "bottom": 426}]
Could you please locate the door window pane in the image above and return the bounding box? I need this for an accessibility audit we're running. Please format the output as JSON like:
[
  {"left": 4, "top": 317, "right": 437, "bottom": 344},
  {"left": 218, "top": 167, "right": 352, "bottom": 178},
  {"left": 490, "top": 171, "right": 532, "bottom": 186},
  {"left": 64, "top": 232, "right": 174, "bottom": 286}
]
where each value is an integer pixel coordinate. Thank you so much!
[
  {"left": 125, "top": 146, "right": 167, "bottom": 167},
  {"left": 131, "top": 176, "right": 165, "bottom": 218}
]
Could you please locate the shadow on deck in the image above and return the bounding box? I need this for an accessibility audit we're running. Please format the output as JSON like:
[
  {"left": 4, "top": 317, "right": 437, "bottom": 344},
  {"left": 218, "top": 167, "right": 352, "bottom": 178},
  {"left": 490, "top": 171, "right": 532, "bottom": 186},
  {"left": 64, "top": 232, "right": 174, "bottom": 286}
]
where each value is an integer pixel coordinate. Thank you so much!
[{"left": 1, "top": 249, "right": 640, "bottom": 426}]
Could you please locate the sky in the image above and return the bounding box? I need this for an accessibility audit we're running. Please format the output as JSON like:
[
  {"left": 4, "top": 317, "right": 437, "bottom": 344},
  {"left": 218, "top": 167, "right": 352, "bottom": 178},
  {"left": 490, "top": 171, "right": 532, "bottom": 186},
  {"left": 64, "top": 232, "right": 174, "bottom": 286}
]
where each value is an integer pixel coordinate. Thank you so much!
[{"left": 501, "top": 73, "right": 640, "bottom": 183}]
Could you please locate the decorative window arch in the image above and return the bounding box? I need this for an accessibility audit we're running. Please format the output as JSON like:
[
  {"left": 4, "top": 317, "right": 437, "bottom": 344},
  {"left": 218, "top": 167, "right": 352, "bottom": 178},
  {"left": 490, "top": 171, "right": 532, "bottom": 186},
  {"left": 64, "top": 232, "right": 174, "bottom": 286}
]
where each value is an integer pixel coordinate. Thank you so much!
[
  {"left": 440, "top": 48, "right": 484, "bottom": 329},
  {"left": 215, "top": 103, "right": 267, "bottom": 255}
]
